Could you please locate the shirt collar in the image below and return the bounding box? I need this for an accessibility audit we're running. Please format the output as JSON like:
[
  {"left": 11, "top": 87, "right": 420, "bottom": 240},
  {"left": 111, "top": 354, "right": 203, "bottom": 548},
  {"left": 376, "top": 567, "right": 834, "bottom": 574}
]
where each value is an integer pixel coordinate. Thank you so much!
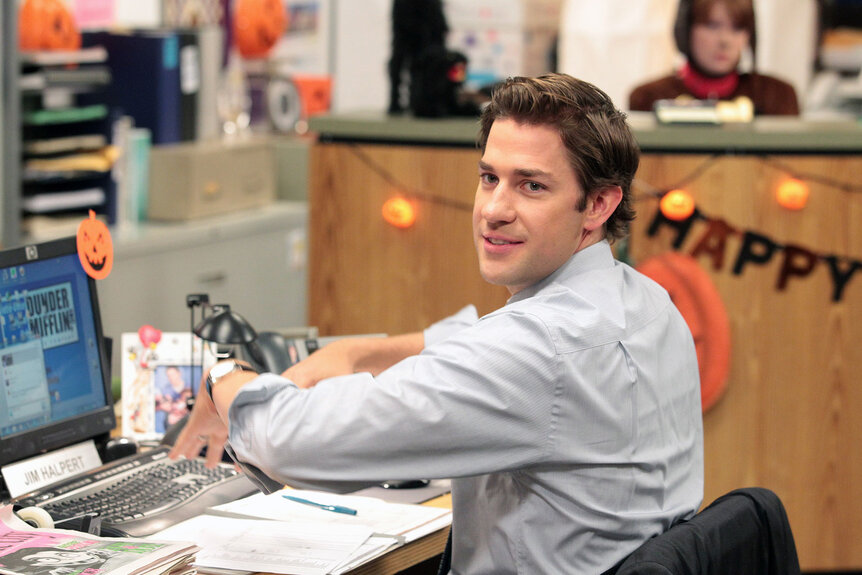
[{"left": 507, "top": 240, "right": 615, "bottom": 304}]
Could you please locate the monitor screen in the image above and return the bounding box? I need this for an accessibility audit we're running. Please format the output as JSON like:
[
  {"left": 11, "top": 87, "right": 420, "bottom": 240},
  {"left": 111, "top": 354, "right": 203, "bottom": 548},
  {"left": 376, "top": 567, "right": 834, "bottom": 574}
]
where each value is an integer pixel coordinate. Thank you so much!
[{"left": 0, "top": 237, "right": 114, "bottom": 470}]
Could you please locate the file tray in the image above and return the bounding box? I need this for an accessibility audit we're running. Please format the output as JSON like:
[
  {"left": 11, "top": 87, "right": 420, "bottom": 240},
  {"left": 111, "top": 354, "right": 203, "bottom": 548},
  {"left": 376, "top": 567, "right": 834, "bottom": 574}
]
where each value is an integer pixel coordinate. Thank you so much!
[{"left": 148, "top": 136, "right": 275, "bottom": 221}]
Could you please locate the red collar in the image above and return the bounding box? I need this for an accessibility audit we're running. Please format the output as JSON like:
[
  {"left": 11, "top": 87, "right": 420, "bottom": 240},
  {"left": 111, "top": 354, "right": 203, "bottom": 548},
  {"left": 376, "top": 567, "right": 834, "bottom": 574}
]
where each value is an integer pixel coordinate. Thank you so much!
[{"left": 679, "top": 62, "right": 739, "bottom": 100}]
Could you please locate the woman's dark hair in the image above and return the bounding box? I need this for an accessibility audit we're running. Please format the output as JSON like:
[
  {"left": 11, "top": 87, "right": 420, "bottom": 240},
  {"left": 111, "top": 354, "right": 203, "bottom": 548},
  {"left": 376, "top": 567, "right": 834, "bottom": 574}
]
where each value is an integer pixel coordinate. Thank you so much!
[{"left": 674, "top": 0, "right": 757, "bottom": 61}]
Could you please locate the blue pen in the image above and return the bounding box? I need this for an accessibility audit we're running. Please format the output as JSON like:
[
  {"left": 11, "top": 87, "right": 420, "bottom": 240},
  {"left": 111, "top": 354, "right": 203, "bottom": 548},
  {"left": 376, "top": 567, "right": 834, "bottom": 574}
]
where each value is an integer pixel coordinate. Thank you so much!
[{"left": 283, "top": 494, "right": 358, "bottom": 516}]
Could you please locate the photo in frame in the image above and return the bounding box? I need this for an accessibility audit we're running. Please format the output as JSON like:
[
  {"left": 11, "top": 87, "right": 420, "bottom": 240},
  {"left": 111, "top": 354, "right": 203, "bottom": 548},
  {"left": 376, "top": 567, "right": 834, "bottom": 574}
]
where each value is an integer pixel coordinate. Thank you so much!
[{"left": 121, "top": 330, "right": 216, "bottom": 440}]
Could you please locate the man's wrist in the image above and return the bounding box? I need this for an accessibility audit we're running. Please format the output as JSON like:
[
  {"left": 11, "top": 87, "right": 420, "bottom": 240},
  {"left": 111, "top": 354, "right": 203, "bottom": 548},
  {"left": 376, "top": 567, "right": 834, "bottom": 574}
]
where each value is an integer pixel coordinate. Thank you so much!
[{"left": 205, "top": 360, "right": 257, "bottom": 398}]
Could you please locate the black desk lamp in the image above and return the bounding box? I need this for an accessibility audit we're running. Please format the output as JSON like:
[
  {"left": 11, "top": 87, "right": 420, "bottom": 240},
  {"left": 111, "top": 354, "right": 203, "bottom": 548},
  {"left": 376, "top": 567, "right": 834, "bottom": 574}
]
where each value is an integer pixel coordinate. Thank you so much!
[
  {"left": 185, "top": 300, "right": 258, "bottom": 404},
  {"left": 193, "top": 304, "right": 258, "bottom": 346}
]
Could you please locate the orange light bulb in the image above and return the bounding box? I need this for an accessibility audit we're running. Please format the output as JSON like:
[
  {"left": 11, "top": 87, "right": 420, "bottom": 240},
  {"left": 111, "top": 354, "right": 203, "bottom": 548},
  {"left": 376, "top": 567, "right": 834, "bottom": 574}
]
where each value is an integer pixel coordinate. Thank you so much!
[
  {"left": 776, "top": 178, "right": 809, "bottom": 210},
  {"left": 382, "top": 197, "right": 416, "bottom": 228},
  {"left": 659, "top": 189, "right": 695, "bottom": 221}
]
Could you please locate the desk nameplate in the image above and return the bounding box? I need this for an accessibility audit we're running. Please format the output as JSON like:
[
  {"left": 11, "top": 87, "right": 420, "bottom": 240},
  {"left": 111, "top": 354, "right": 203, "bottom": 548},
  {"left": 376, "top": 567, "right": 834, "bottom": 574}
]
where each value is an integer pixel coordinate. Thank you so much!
[{"left": 2, "top": 440, "right": 101, "bottom": 498}]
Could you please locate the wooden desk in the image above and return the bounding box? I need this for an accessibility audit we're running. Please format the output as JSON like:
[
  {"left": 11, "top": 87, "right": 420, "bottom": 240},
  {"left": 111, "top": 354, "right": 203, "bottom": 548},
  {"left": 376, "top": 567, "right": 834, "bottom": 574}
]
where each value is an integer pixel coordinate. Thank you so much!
[{"left": 255, "top": 494, "right": 452, "bottom": 575}]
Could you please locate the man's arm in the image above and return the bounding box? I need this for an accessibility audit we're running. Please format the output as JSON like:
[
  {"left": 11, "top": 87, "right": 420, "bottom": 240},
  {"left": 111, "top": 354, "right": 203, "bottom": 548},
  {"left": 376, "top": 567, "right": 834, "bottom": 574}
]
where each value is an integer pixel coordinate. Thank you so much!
[
  {"left": 169, "top": 332, "right": 424, "bottom": 465},
  {"left": 281, "top": 332, "right": 424, "bottom": 388},
  {"left": 214, "top": 332, "right": 425, "bottom": 421}
]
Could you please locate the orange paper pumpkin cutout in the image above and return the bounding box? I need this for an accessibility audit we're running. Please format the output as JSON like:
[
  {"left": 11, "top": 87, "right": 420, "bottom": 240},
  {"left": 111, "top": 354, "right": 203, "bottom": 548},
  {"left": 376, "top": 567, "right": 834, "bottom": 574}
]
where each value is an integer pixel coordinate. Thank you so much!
[
  {"left": 19, "top": 0, "right": 82, "bottom": 52},
  {"left": 77, "top": 210, "right": 113, "bottom": 280},
  {"left": 234, "top": 0, "right": 287, "bottom": 59},
  {"left": 637, "top": 252, "right": 731, "bottom": 412}
]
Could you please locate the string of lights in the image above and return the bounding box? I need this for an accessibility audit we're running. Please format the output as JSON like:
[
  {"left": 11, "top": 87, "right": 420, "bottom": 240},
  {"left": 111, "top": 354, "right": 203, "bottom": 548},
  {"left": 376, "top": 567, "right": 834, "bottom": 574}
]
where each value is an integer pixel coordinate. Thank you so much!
[
  {"left": 347, "top": 143, "right": 475, "bottom": 213},
  {"left": 347, "top": 142, "right": 861, "bottom": 300}
]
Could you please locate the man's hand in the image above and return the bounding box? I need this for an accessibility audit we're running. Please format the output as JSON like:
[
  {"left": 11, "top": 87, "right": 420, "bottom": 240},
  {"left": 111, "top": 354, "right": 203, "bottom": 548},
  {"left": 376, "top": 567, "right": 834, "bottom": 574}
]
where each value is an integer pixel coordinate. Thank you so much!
[
  {"left": 168, "top": 383, "right": 228, "bottom": 468},
  {"left": 282, "top": 338, "right": 357, "bottom": 388}
]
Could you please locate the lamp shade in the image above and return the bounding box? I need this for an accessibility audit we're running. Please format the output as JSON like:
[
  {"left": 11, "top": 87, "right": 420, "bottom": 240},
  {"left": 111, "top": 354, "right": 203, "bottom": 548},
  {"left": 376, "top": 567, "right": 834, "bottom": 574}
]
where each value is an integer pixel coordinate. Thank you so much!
[{"left": 193, "top": 307, "right": 257, "bottom": 344}]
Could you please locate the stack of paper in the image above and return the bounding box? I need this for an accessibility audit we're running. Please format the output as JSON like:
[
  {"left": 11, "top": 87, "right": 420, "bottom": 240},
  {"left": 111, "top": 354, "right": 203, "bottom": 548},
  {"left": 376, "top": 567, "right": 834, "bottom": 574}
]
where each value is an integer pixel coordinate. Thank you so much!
[
  {"left": 151, "top": 515, "right": 372, "bottom": 575},
  {"left": 149, "top": 489, "right": 452, "bottom": 575}
]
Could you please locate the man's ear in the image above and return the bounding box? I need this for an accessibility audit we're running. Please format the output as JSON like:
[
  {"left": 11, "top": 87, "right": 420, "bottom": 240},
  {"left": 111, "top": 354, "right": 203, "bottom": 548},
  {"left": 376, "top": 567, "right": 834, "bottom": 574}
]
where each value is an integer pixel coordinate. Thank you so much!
[{"left": 583, "top": 186, "right": 623, "bottom": 231}]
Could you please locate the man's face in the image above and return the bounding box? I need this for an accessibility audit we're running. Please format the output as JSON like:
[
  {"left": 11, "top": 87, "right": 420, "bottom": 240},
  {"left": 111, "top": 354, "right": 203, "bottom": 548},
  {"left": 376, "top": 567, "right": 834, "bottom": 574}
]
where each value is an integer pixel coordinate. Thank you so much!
[
  {"left": 690, "top": 1, "right": 749, "bottom": 76},
  {"left": 473, "top": 118, "right": 588, "bottom": 295},
  {"left": 167, "top": 367, "right": 185, "bottom": 392}
]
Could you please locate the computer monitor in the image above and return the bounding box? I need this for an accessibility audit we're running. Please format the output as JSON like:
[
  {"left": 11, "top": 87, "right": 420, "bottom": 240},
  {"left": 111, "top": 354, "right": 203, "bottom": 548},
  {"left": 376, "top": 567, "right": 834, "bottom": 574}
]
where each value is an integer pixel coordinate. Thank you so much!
[{"left": 0, "top": 236, "right": 114, "bottom": 476}]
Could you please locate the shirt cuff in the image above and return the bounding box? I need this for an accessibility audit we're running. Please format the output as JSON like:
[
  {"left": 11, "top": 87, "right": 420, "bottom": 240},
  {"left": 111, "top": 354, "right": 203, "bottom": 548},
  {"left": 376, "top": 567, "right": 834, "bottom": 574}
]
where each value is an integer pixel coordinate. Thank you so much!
[{"left": 228, "top": 373, "right": 297, "bottom": 446}]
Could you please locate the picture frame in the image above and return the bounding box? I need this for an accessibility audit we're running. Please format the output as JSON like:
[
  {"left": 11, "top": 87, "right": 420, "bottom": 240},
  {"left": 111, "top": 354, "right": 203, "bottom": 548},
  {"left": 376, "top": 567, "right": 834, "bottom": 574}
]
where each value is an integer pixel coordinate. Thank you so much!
[{"left": 120, "top": 331, "right": 216, "bottom": 440}]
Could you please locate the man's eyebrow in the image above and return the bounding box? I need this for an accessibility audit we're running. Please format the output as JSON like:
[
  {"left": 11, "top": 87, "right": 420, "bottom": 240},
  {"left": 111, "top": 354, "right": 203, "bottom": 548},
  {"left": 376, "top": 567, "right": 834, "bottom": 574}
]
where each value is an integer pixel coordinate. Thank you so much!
[
  {"left": 514, "top": 167, "right": 553, "bottom": 179},
  {"left": 478, "top": 161, "right": 553, "bottom": 180}
]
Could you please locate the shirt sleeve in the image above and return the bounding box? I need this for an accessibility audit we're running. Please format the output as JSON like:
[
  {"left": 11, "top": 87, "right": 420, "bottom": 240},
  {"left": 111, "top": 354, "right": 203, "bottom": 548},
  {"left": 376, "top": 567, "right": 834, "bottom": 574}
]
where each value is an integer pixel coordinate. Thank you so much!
[
  {"left": 226, "top": 308, "right": 559, "bottom": 487},
  {"left": 423, "top": 304, "right": 478, "bottom": 346}
]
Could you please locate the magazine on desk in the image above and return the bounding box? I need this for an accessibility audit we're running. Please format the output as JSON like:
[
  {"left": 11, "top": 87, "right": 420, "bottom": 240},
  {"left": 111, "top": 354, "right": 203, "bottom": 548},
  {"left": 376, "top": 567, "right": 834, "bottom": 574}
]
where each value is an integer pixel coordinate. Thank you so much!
[{"left": 0, "top": 505, "right": 198, "bottom": 575}]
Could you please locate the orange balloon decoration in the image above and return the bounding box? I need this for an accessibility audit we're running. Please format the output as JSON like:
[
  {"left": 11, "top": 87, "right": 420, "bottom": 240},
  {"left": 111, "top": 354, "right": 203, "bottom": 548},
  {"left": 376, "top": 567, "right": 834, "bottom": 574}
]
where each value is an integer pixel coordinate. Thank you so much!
[
  {"left": 637, "top": 252, "right": 731, "bottom": 412},
  {"left": 234, "top": 0, "right": 288, "bottom": 59},
  {"left": 77, "top": 210, "right": 113, "bottom": 280},
  {"left": 19, "top": 0, "right": 82, "bottom": 52},
  {"left": 775, "top": 178, "right": 809, "bottom": 210},
  {"left": 659, "top": 189, "right": 695, "bottom": 221},
  {"left": 382, "top": 197, "right": 417, "bottom": 229}
]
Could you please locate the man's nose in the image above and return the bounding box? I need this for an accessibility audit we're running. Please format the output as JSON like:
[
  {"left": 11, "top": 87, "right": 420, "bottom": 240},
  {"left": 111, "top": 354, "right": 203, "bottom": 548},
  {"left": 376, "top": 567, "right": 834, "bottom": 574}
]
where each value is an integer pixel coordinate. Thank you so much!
[{"left": 482, "top": 186, "right": 516, "bottom": 223}]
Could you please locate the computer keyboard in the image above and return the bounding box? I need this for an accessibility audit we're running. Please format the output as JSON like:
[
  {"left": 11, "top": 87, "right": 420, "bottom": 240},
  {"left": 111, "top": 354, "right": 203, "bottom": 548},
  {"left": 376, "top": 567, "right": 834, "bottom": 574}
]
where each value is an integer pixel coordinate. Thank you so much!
[{"left": 14, "top": 446, "right": 258, "bottom": 537}]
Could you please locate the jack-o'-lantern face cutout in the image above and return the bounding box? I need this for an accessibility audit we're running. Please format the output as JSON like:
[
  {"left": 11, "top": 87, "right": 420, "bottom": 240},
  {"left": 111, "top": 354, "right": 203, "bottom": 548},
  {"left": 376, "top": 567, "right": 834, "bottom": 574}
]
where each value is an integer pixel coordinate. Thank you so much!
[
  {"left": 19, "top": 0, "right": 82, "bottom": 52},
  {"left": 77, "top": 210, "right": 113, "bottom": 280},
  {"left": 234, "top": 0, "right": 287, "bottom": 59}
]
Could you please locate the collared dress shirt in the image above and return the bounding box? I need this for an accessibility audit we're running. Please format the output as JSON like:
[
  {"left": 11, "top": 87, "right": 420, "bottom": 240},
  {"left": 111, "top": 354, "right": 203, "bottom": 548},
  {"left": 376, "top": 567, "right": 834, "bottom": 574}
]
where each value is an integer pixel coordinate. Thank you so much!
[{"left": 228, "top": 240, "right": 704, "bottom": 574}]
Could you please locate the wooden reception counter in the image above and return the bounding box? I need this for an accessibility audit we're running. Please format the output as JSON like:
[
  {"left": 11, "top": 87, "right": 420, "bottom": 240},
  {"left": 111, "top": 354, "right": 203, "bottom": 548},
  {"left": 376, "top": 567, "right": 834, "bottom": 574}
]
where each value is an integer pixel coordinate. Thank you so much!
[{"left": 307, "top": 112, "right": 862, "bottom": 571}]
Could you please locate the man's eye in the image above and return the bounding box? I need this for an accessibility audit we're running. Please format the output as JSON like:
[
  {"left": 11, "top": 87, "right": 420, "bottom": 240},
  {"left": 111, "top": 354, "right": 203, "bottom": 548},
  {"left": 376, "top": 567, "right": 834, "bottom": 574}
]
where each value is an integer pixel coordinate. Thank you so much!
[
  {"left": 481, "top": 174, "right": 498, "bottom": 184},
  {"left": 526, "top": 182, "right": 543, "bottom": 192}
]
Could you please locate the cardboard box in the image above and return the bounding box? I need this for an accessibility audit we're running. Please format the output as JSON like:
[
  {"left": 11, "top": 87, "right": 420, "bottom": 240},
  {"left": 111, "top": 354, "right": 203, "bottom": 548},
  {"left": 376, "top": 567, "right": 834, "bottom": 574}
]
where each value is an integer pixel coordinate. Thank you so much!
[{"left": 148, "top": 136, "right": 275, "bottom": 221}]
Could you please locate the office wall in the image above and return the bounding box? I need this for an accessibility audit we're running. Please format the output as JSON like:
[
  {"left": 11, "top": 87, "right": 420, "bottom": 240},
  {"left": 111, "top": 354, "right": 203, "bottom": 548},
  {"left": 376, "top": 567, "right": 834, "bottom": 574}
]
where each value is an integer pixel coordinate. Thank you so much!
[
  {"left": 330, "top": 0, "right": 391, "bottom": 112},
  {"left": 557, "top": 0, "right": 679, "bottom": 116},
  {"left": 756, "top": 0, "right": 818, "bottom": 104}
]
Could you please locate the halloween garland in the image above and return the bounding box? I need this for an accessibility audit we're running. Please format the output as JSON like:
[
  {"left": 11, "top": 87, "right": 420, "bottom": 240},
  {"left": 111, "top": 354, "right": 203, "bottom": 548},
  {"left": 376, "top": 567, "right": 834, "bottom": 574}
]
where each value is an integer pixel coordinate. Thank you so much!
[
  {"left": 349, "top": 145, "right": 861, "bottom": 303},
  {"left": 635, "top": 155, "right": 862, "bottom": 303}
]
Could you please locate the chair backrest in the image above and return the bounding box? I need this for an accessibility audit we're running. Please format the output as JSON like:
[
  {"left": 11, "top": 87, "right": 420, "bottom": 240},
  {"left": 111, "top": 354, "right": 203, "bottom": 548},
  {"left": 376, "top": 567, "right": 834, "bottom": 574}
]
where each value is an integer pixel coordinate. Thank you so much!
[{"left": 609, "top": 487, "right": 801, "bottom": 575}]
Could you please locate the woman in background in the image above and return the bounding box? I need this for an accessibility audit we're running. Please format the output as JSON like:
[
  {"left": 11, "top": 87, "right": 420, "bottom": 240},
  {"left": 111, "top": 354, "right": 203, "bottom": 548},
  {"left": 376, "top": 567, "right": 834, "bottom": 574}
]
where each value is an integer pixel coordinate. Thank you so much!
[{"left": 629, "top": 0, "right": 799, "bottom": 115}]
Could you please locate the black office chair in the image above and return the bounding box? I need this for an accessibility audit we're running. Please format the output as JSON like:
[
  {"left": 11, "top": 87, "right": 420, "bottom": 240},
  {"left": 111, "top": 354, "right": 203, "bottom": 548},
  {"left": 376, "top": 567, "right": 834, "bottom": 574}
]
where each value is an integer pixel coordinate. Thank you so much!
[
  {"left": 605, "top": 487, "right": 801, "bottom": 575},
  {"left": 437, "top": 488, "right": 800, "bottom": 575}
]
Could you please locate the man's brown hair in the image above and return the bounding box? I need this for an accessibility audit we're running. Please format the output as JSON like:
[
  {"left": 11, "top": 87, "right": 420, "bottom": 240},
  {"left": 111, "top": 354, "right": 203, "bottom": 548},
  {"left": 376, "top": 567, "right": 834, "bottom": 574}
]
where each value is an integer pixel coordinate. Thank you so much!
[{"left": 478, "top": 74, "right": 639, "bottom": 242}]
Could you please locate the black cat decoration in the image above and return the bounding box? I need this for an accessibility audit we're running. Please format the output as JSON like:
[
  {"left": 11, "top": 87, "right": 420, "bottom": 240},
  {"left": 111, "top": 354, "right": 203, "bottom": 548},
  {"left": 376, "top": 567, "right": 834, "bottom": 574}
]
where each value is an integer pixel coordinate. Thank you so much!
[{"left": 388, "top": 0, "right": 479, "bottom": 118}]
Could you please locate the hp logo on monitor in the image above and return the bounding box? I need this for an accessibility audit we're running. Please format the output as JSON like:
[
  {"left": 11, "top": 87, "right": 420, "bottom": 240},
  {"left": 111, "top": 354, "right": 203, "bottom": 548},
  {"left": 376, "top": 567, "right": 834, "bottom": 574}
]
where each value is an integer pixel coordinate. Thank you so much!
[{"left": 25, "top": 245, "right": 38, "bottom": 260}]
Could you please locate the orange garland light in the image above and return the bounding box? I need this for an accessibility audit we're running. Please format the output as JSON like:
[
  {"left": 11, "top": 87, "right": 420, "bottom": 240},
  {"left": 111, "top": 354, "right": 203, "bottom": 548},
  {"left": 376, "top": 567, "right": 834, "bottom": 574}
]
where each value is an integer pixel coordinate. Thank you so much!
[
  {"left": 382, "top": 197, "right": 417, "bottom": 229},
  {"left": 659, "top": 189, "right": 695, "bottom": 221},
  {"left": 775, "top": 178, "right": 809, "bottom": 210}
]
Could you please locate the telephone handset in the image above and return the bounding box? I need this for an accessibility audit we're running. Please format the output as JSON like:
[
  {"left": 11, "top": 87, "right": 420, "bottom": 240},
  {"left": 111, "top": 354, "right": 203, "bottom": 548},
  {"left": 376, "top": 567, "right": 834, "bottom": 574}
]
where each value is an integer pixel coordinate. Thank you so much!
[{"left": 223, "top": 442, "right": 284, "bottom": 494}]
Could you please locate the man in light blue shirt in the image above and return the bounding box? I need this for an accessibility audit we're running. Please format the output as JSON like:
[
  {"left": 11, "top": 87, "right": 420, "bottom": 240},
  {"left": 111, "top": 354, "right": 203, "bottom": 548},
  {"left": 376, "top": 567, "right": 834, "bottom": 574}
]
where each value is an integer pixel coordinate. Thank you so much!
[{"left": 171, "top": 73, "right": 703, "bottom": 573}]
